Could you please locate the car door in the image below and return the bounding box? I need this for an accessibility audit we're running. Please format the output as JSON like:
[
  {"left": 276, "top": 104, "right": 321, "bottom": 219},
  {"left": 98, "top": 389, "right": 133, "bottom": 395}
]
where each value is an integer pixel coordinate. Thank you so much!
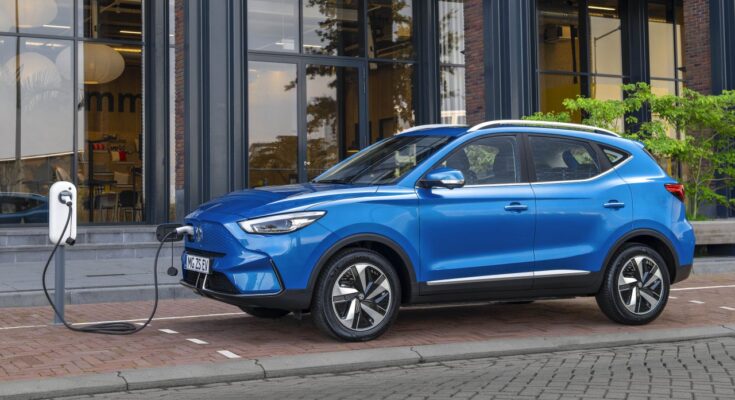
[
  {"left": 417, "top": 134, "right": 536, "bottom": 294},
  {"left": 526, "top": 134, "right": 633, "bottom": 289}
]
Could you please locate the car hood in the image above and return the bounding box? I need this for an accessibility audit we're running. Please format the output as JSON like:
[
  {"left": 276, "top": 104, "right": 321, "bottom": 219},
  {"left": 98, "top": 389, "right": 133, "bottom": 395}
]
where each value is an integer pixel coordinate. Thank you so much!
[{"left": 186, "top": 183, "right": 379, "bottom": 221}]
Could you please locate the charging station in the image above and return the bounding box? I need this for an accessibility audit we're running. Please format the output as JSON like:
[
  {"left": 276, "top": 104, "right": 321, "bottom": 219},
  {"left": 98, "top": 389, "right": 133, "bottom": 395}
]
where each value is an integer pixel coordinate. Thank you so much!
[
  {"left": 48, "top": 181, "right": 77, "bottom": 324},
  {"left": 42, "top": 181, "right": 189, "bottom": 334}
]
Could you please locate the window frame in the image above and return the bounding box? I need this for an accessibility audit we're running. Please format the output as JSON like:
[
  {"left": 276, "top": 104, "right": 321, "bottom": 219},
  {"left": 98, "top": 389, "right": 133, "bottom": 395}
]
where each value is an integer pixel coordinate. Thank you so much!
[
  {"left": 523, "top": 133, "right": 620, "bottom": 184},
  {"left": 418, "top": 134, "right": 530, "bottom": 188}
]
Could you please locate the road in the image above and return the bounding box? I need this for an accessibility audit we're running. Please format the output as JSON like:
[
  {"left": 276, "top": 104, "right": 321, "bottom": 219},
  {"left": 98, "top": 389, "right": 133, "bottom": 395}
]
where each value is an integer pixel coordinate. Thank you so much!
[{"left": 64, "top": 337, "right": 735, "bottom": 400}]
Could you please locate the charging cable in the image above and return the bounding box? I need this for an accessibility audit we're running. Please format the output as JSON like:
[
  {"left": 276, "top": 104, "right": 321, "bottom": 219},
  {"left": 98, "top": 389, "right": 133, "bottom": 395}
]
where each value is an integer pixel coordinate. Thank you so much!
[{"left": 42, "top": 202, "right": 176, "bottom": 335}]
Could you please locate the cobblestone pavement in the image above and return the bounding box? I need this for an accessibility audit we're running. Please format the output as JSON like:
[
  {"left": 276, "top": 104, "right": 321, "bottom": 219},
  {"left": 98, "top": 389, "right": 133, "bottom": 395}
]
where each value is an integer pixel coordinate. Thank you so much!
[
  {"left": 2, "top": 274, "right": 735, "bottom": 381},
  {"left": 61, "top": 337, "right": 735, "bottom": 400}
]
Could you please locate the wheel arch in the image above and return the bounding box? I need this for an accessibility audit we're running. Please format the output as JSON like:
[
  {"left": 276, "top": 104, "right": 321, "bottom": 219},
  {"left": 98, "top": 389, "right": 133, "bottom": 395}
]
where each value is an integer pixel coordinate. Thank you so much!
[
  {"left": 602, "top": 229, "right": 680, "bottom": 285},
  {"left": 307, "top": 234, "right": 417, "bottom": 305}
]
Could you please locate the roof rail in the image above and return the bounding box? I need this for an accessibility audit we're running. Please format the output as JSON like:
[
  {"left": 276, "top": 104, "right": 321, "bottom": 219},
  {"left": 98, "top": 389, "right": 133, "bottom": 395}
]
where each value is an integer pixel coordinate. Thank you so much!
[
  {"left": 399, "top": 124, "right": 468, "bottom": 134},
  {"left": 467, "top": 119, "right": 621, "bottom": 137}
]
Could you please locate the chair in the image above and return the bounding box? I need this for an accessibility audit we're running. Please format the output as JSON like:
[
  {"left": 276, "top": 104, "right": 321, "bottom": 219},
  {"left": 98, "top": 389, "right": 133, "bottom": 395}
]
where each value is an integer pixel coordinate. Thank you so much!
[
  {"left": 117, "top": 190, "right": 140, "bottom": 222},
  {"left": 94, "top": 192, "right": 117, "bottom": 222}
]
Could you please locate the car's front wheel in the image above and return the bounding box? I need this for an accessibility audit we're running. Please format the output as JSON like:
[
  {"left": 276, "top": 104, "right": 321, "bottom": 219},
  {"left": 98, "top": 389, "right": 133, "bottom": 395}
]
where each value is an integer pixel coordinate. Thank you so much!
[
  {"left": 312, "top": 248, "right": 401, "bottom": 341},
  {"left": 596, "top": 243, "right": 670, "bottom": 325}
]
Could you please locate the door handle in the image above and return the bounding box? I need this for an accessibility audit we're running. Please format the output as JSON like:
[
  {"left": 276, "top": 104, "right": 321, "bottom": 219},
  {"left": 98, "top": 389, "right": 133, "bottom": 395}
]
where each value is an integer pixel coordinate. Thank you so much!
[
  {"left": 603, "top": 201, "right": 625, "bottom": 209},
  {"left": 504, "top": 202, "right": 528, "bottom": 212}
]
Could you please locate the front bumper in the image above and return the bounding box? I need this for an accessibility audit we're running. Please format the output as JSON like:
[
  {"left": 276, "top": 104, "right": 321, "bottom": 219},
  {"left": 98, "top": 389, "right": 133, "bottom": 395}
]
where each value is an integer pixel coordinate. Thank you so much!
[{"left": 180, "top": 272, "right": 311, "bottom": 310}]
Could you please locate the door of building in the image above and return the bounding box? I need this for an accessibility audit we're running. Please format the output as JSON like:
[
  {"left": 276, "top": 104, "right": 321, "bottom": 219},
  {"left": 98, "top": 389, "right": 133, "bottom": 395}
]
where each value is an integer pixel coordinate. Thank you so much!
[{"left": 247, "top": 55, "right": 366, "bottom": 187}]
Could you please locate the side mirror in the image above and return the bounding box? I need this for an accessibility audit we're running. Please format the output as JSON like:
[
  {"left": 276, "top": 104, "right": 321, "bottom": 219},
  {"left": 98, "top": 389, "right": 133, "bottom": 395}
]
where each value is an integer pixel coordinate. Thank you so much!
[{"left": 420, "top": 167, "right": 465, "bottom": 189}]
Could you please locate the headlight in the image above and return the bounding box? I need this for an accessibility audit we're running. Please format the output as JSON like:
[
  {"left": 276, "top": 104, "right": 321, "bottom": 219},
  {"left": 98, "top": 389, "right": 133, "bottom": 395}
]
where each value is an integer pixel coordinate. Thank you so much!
[{"left": 238, "top": 211, "right": 326, "bottom": 234}]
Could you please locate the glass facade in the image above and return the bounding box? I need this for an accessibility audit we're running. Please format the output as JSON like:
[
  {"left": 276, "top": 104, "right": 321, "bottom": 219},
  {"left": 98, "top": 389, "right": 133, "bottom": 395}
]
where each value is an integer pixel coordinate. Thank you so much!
[
  {"left": 0, "top": 0, "right": 145, "bottom": 225},
  {"left": 537, "top": 0, "right": 625, "bottom": 121},
  {"left": 0, "top": 0, "right": 703, "bottom": 225},
  {"left": 246, "top": 0, "right": 418, "bottom": 187}
]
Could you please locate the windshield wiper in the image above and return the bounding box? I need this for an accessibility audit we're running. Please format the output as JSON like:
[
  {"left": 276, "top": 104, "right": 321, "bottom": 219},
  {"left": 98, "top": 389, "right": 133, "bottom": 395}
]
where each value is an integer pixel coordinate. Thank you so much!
[{"left": 313, "top": 179, "right": 350, "bottom": 184}]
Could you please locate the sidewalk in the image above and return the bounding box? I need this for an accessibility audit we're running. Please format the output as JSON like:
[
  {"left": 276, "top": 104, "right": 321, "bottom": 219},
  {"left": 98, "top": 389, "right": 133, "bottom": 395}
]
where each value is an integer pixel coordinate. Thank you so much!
[{"left": 1, "top": 273, "right": 735, "bottom": 398}]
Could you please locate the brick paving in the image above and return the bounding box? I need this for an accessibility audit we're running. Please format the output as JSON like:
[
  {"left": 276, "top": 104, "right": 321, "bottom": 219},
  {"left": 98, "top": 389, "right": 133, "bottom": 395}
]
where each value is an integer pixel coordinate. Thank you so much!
[
  {"left": 79, "top": 337, "right": 735, "bottom": 400},
  {"left": 1, "top": 273, "right": 735, "bottom": 383}
]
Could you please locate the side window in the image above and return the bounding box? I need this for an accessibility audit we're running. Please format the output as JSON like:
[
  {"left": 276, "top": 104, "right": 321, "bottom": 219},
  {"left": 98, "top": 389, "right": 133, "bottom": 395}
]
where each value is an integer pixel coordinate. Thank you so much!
[
  {"left": 601, "top": 146, "right": 629, "bottom": 166},
  {"left": 529, "top": 136, "right": 601, "bottom": 182},
  {"left": 442, "top": 136, "right": 520, "bottom": 185}
]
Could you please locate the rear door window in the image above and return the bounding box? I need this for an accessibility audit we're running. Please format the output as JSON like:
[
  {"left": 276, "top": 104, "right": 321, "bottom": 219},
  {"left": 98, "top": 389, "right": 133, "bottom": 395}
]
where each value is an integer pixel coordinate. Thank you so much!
[{"left": 528, "top": 136, "right": 601, "bottom": 182}]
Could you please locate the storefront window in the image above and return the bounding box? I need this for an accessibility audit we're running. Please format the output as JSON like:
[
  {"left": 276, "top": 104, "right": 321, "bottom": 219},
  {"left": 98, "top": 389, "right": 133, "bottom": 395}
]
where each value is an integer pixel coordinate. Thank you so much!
[
  {"left": 0, "top": 0, "right": 74, "bottom": 36},
  {"left": 368, "top": 0, "right": 414, "bottom": 60},
  {"left": 305, "top": 64, "right": 361, "bottom": 179},
  {"left": 79, "top": 0, "right": 143, "bottom": 40},
  {"left": 369, "top": 62, "right": 414, "bottom": 142},
  {"left": 303, "top": 0, "right": 361, "bottom": 56},
  {"left": 248, "top": 0, "right": 299, "bottom": 53},
  {"left": 0, "top": 37, "right": 74, "bottom": 224},
  {"left": 247, "top": 61, "right": 298, "bottom": 187},
  {"left": 247, "top": 0, "right": 417, "bottom": 185},
  {"left": 0, "top": 0, "right": 145, "bottom": 225},
  {"left": 439, "top": 0, "right": 466, "bottom": 125},
  {"left": 537, "top": 0, "right": 624, "bottom": 118},
  {"left": 648, "top": 0, "right": 684, "bottom": 138}
]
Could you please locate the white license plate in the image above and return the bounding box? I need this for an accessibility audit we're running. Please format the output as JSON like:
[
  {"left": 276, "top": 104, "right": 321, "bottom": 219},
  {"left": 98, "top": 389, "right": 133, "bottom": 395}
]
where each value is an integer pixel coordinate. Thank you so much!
[{"left": 185, "top": 254, "right": 210, "bottom": 274}]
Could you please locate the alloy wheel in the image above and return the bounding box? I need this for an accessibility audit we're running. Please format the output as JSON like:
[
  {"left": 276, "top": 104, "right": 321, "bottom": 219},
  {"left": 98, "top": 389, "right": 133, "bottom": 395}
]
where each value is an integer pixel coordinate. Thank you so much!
[
  {"left": 616, "top": 255, "right": 664, "bottom": 315},
  {"left": 331, "top": 263, "right": 392, "bottom": 331}
]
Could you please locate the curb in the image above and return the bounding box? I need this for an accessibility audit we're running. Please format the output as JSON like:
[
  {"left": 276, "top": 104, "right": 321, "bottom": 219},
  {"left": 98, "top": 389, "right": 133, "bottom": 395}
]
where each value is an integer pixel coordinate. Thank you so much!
[
  {"left": 2, "top": 325, "right": 734, "bottom": 399},
  {"left": 0, "top": 285, "right": 198, "bottom": 308}
]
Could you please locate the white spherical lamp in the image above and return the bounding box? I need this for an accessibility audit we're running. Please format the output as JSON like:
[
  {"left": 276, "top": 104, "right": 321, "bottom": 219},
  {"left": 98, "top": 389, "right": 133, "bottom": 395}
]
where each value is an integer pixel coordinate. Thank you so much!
[
  {"left": 4, "top": 51, "right": 61, "bottom": 86},
  {"left": 58, "top": 43, "right": 126, "bottom": 85},
  {"left": 0, "top": 0, "right": 59, "bottom": 29}
]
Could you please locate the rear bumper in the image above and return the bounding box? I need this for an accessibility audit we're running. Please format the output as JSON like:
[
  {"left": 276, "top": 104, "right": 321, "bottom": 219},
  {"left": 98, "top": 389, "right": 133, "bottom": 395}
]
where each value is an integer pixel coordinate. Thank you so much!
[
  {"left": 180, "top": 276, "right": 311, "bottom": 311},
  {"left": 673, "top": 263, "right": 693, "bottom": 284}
]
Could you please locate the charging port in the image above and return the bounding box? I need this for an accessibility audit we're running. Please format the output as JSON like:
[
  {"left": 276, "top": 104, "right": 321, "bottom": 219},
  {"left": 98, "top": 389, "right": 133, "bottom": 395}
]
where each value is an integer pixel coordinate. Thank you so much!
[{"left": 156, "top": 223, "right": 186, "bottom": 242}]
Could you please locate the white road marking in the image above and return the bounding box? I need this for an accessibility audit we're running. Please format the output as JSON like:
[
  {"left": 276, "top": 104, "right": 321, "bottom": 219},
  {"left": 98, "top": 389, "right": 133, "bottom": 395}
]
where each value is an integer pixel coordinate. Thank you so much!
[
  {"left": 672, "top": 284, "right": 735, "bottom": 292},
  {"left": 0, "top": 324, "right": 46, "bottom": 331},
  {"left": 669, "top": 296, "right": 678, "bottom": 299},
  {"left": 217, "top": 350, "right": 241, "bottom": 359},
  {"left": 720, "top": 306, "right": 735, "bottom": 311},
  {"left": 689, "top": 300, "right": 705, "bottom": 304},
  {"left": 186, "top": 338, "right": 208, "bottom": 345},
  {"left": 135, "top": 322, "right": 147, "bottom": 326},
  {"left": 159, "top": 329, "right": 179, "bottom": 334},
  {"left": 1, "top": 311, "right": 247, "bottom": 332}
]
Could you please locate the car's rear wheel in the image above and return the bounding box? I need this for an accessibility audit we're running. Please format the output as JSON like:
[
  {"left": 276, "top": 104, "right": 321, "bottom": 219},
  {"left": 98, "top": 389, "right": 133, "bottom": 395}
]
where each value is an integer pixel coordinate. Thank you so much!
[
  {"left": 596, "top": 243, "right": 670, "bottom": 325},
  {"left": 312, "top": 248, "right": 401, "bottom": 341},
  {"left": 239, "top": 306, "right": 290, "bottom": 319}
]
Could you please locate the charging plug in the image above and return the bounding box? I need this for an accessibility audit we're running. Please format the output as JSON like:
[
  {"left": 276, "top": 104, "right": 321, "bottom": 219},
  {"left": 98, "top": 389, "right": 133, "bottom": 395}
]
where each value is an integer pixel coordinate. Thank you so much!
[{"left": 58, "top": 190, "right": 73, "bottom": 206}]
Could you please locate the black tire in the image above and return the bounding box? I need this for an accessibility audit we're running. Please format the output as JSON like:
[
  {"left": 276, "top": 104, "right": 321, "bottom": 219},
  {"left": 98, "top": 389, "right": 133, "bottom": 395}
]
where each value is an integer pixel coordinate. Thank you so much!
[
  {"left": 239, "top": 306, "right": 290, "bottom": 319},
  {"left": 596, "top": 243, "right": 670, "bottom": 325},
  {"left": 312, "top": 248, "right": 401, "bottom": 342}
]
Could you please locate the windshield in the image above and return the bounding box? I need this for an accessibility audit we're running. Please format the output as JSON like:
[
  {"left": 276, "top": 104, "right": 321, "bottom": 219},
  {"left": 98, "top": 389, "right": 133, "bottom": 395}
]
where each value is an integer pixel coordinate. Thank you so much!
[{"left": 313, "top": 135, "right": 453, "bottom": 185}]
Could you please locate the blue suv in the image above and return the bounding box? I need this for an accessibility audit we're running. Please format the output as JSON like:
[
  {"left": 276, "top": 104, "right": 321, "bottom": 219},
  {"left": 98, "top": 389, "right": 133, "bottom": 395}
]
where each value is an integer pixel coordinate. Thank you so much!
[{"left": 181, "top": 121, "right": 695, "bottom": 341}]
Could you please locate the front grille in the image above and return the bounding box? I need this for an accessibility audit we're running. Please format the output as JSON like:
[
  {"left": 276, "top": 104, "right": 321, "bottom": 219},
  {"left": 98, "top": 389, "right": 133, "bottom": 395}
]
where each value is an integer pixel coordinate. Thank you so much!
[{"left": 184, "top": 270, "right": 237, "bottom": 294}]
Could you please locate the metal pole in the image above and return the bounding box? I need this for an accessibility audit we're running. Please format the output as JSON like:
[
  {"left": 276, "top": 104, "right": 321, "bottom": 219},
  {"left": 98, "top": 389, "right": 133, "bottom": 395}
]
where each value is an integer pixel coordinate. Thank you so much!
[{"left": 54, "top": 246, "right": 66, "bottom": 324}]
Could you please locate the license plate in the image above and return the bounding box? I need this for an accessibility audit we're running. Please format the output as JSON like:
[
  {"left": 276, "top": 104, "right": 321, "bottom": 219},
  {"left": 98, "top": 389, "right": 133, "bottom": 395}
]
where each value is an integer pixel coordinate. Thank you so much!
[{"left": 185, "top": 254, "right": 210, "bottom": 274}]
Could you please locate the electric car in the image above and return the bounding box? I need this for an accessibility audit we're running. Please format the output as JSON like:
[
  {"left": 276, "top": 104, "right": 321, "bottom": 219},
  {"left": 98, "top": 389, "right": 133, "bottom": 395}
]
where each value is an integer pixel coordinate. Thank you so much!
[{"left": 181, "top": 120, "right": 695, "bottom": 341}]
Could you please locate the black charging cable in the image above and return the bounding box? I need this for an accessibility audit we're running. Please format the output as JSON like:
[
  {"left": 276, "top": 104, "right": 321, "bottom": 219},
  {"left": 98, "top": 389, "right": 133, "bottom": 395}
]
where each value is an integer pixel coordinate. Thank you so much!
[{"left": 42, "top": 203, "right": 175, "bottom": 335}]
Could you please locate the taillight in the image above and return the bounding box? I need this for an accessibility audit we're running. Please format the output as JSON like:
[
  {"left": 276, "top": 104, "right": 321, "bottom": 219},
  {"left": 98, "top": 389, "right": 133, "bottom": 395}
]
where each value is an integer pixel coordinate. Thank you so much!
[{"left": 665, "top": 183, "right": 686, "bottom": 203}]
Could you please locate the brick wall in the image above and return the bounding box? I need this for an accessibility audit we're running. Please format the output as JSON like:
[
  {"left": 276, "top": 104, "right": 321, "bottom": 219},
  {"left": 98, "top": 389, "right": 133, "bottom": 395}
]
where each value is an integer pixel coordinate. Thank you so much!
[
  {"left": 175, "top": 0, "right": 185, "bottom": 191},
  {"left": 682, "top": 0, "right": 711, "bottom": 94},
  {"left": 464, "top": 0, "right": 485, "bottom": 125}
]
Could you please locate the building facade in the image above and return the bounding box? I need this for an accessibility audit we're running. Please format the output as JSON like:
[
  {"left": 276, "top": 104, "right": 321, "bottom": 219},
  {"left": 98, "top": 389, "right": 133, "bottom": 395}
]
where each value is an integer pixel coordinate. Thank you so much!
[{"left": 0, "top": 0, "right": 734, "bottom": 228}]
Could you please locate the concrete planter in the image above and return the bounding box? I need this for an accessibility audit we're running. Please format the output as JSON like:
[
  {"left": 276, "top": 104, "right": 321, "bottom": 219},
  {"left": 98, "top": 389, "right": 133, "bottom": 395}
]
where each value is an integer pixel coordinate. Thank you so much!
[{"left": 692, "top": 220, "right": 735, "bottom": 245}]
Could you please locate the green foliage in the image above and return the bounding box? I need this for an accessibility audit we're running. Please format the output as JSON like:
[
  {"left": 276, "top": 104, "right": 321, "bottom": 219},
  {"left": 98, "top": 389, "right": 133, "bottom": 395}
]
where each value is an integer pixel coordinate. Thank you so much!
[{"left": 523, "top": 83, "right": 735, "bottom": 219}]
